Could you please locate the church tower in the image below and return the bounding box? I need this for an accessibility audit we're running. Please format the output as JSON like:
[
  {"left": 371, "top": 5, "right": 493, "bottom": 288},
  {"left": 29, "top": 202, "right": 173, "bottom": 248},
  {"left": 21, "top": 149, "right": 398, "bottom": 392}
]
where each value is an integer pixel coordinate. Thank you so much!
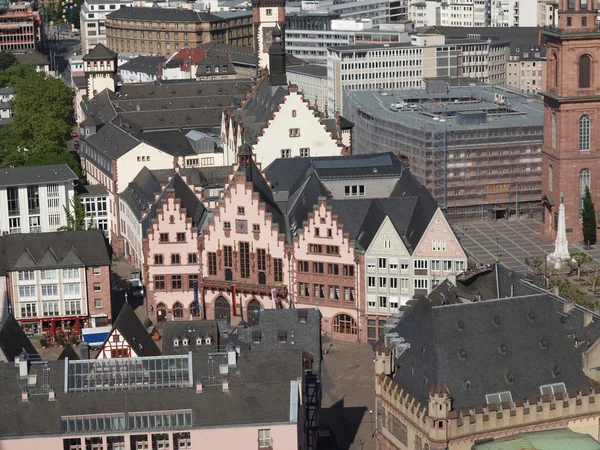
[
  {"left": 541, "top": 0, "right": 600, "bottom": 242},
  {"left": 252, "top": 0, "right": 285, "bottom": 74},
  {"left": 82, "top": 43, "right": 117, "bottom": 100}
]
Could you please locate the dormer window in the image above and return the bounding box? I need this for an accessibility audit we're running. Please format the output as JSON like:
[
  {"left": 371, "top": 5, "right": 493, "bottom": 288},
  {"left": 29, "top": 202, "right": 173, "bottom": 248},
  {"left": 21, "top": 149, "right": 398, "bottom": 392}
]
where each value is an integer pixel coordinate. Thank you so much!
[
  {"left": 196, "top": 338, "right": 203, "bottom": 346},
  {"left": 278, "top": 331, "right": 287, "bottom": 343},
  {"left": 205, "top": 337, "right": 212, "bottom": 345},
  {"left": 252, "top": 331, "right": 261, "bottom": 344},
  {"left": 173, "top": 339, "right": 180, "bottom": 347},
  {"left": 182, "top": 338, "right": 189, "bottom": 346}
]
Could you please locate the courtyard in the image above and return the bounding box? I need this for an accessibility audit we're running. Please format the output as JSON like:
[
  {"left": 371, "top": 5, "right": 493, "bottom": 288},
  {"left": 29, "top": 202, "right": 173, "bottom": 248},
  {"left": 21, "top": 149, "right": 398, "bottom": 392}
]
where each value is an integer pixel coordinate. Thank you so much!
[{"left": 454, "top": 218, "right": 600, "bottom": 272}]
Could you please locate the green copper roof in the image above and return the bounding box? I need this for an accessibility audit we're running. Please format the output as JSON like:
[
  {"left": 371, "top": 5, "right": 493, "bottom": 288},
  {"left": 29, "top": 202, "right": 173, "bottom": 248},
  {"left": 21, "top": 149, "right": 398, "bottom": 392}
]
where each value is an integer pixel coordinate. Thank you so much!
[{"left": 473, "top": 429, "right": 600, "bottom": 450}]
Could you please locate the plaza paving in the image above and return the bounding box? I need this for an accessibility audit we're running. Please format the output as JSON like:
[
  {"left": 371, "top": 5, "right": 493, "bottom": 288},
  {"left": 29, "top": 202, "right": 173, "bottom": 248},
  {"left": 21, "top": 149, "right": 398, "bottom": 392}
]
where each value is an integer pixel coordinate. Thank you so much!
[{"left": 453, "top": 218, "right": 600, "bottom": 272}]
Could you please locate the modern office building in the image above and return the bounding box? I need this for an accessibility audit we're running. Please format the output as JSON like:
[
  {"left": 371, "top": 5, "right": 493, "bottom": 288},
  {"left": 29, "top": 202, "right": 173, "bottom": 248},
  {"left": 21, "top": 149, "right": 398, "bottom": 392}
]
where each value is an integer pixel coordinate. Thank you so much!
[
  {"left": 327, "top": 33, "right": 510, "bottom": 113},
  {"left": 286, "top": 0, "right": 407, "bottom": 25},
  {"left": 343, "top": 80, "right": 544, "bottom": 221},
  {"left": 287, "top": 64, "right": 328, "bottom": 105},
  {"left": 80, "top": 0, "right": 132, "bottom": 55},
  {"left": 0, "top": 3, "right": 43, "bottom": 52}
]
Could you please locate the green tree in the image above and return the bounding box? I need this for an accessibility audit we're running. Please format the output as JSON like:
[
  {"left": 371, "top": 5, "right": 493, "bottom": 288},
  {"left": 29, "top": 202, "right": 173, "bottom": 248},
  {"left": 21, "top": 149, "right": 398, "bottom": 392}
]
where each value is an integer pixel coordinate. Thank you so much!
[
  {"left": 59, "top": 194, "right": 87, "bottom": 231},
  {"left": 525, "top": 256, "right": 545, "bottom": 275},
  {"left": 582, "top": 185, "right": 597, "bottom": 245},
  {"left": 0, "top": 51, "right": 17, "bottom": 71},
  {"left": 569, "top": 251, "right": 594, "bottom": 278}
]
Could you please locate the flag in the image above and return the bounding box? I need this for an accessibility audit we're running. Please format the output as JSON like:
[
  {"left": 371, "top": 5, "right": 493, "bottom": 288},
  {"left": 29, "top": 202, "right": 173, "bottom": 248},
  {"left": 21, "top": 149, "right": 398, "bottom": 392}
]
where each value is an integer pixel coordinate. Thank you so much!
[{"left": 193, "top": 281, "right": 199, "bottom": 312}]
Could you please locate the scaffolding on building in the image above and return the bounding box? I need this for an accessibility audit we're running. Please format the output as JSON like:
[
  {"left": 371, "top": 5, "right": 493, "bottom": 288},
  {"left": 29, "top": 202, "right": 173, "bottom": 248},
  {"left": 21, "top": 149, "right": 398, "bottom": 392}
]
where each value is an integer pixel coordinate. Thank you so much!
[{"left": 343, "top": 81, "right": 544, "bottom": 221}]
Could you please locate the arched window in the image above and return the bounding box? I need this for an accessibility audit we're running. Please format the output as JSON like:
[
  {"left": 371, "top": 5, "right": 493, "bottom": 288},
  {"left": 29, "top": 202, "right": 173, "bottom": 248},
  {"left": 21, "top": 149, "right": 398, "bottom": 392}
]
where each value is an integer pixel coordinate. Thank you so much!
[
  {"left": 579, "top": 55, "right": 591, "bottom": 88},
  {"left": 173, "top": 302, "right": 183, "bottom": 319},
  {"left": 549, "top": 165, "right": 554, "bottom": 192},
  {"left": 580, "top": 168, "right": 591, "bottom": 217},
  {"left": 189, "top": 302, "right": 200, "bottom": 317},
  {"left": 157, "top": 303, "right": 167, "bottom": 322},
  {"left": 333, "top": 314, "right": 357, "bottom": 335},
  {"left": 580, "top": 114, "right": 591, "bottom": 151},
  {"left": 552, "top": 112, "right": 557, "bottom": 149},
  {"left": 247, "top": 299, "right": 262, "bottom": 326}
]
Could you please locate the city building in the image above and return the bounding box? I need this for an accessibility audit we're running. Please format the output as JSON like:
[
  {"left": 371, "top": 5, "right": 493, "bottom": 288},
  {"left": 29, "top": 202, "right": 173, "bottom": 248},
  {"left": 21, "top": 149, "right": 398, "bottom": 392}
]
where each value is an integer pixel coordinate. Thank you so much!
[
  {"left": 286, "top": 65, "right": 328, "bottom": 105},
  {"left": 327, "top": 34, "right": 510, "bottom": 113},
  {"left": 284, "top": 13, "right": 412, "bottom": 65},
  {"left": 79, "top": 184, "right": 111, "bottom": 239},
  {"left": 0, "top": 3, "right": 43, "bottom": 52},
  {"left": 375, "top": 293, "right": 600, "bottom": 450},
  {"left": 0, "top": 230, "right": 112, "bottom": 335},
  {"left": 506, "top": 43, "right": 546, "bottom": 96},
  {"left": 13, "top": 50, "right": 51, "bottom": 73},
  {"left": 83, "top": 43, "right": 118, "bottom": 99},
  {"left": 540, "top": 0, "right": 599, "bottom": 242},
  {"left": 117, "top": 54, "right": 163, "bottom": 83},
  {"left": 104, "top": 7, "right": 252, "bottom": 58},
  {"left": 161, "top": 48, "right": 207, "bottom": 80},
  {"left": 286, "top": 0, "right": 407, "bottom": 26},
  {"left": 0, "top": 164, "right": 77, "bottom": 235},
  {"left": 79, "top": 0, "right": 133, "bottom": 55},
  {"left": 96, "top": 302, "right": 160, "bottom": 358},
  {"left": 199, "top": 145, "right": 290, "bottom": 328},
  {"left": 409, "top": 0, "right": 487, "bottom": 27},
  {"left": 265, "top": 152, "right": 467, "bottom": 342},
  {"left": 343, "top": 80, "right": 544, "bottom": 220},
  {"left": 194, "top": 53, "right": 237, "bottom": 80},
  {"left": 143, "top": 173, "right": 207, "bottom": 323},
  {"left": 222, "top": 33, "right": 348, "bottom": 168},
  {"left": 0, "top": 339, "right": 316, "bottom": 450},
  {"left": 252, "top": 0, "right": 285, "bottom": 71}
]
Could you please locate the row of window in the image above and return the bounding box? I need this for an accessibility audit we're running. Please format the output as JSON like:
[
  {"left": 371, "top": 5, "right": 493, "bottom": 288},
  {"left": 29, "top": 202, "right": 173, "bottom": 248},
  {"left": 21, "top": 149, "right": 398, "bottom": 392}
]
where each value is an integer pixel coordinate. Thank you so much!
[
  {"left": 153, "top": 253, "right": 197, "bottom": 265},
  {"left": 206, "top": 247, "right": 284, "bottom": 282},
  {"left": 367, "top": 259, "right": 465, "bottom": 272},
  {"left": 308, "top": 244, "right": 340, "bottom": 255},
  {"left": 158, "top": 232, "right": 187, "bottom": 243},
  {"left": 297, "top": 283, "right": 356, "bottom": 301},
  {"left": 19, "top": 268, "right": 87, "bottom": 282},
  {"left": 20, "top": 300, "right": 82, "bottom": 317},
  {"left": 154, "top": 274, "right": 198, "bottom": 291},
  {"left": 297, "top": 261, "right": 355, "bottom": 276}
]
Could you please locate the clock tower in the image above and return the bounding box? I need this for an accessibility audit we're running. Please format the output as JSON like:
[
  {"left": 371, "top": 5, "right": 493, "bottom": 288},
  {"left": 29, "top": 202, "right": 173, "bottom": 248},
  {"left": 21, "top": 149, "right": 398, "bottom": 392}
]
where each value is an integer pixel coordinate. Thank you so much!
[
  {"left": 252, "top": 0, "right": 285, "bottom": 73},
  {"left": 541, "top": 0, "right": 600, "bottom": 243}
]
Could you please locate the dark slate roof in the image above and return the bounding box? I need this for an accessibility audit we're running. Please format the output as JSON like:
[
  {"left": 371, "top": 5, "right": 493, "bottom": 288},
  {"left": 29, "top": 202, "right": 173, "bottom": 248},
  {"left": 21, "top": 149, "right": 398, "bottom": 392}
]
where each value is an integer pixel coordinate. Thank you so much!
[
  {"left": 107, "top": 6, "right": 222, "bottom": 22},
  {"left": 81, "top": 89, "right": 117, "bottom": 124},
  {"left": 0, "top": 164, "right": 77, "bottom": 188},
  {"left": 119, "top": 167, "right": 163, "bottom": 221},
  {"left": 196, "top": 42, "right": 306, "bottom": 67},
  {"left": 161, "top": 320, "right": 219, "bottom": 355},
  {"left": 151, "top": 168, "right": 207, "bottom": 187},
  {"left": 0, "top": 230, "right": 111, "bottom": 274},
  {"left": 119, "top": 55, "right": 165, "bottom": 75},
  {"left": 57, "top": 344, "right": 80, "bottom": 360},
  {"left": 424, "top": 279, "right": 459, "bottom": 305},
  {"left": 141, "top": 172, "right": 207, "bottom": 237},
  {"left": 132, "top": 130, "right": 198, "bottom": 156},
  {"left": 199, "top": 165, "right": 232, "bottom": 187},
  {"left": 101, "top": 302, "right": 161, "bottom": 357},
  {"left": 73, "top": 76, "right": 87, "bottom": 89},
  {"left": 236, "top": 308, "right": 322, "bottom": 376},
  {"left": 388, "top": 294, "right": 591, "bottom": 410},
  {"left": 13, "top": 50, "right": 50, "bottom": 66},
  {"left": 434, "top": 26, "right": 543, "bottom": 47},
  {"left": 78, "top": 183, "right": 108, "bottom": 197},
  {"left": 287, "top": 64, "right": 327, "bottom": 78},
  {"left": 83, "top": 43, "right": 117, "bottom": 61},
  {"left": 84, "top": 122, "right": 139, "bottom": 160},
  {"left": 0, "top": 315, "right": 38, "bottom": 362},
  {"left": 0, "top": 348, "right": 304, "bottom": 438}
]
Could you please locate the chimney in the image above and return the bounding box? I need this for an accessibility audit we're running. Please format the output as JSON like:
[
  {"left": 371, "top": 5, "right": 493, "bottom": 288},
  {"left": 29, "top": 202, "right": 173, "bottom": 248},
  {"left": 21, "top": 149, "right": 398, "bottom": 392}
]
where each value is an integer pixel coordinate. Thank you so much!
[
  {"left": 136, "top": 102, "right": 141, "bottom": 112},
  {"left": 49, "top": 387, "right": 56, "bottom": 402},
  {"left": 227, "top": 346, "right": 237, "bottom": 367},
  {"left": 584, "top": 310, "right": 594, "bottom": 327},
  {"left": 80, "top": 341, "right": 90, "bottom": 360},
  {"left": 18, "top": 357, "right": 29, "bottom": 379},
  {"left": 196, "top": 380, "right": 203, "bottom": 394},
  {"left": 564, "top": 298, "right": 575, "bottom": 314},
  {"left": 222, "top": 378, "right": 229, "bottom": 392},
  {"left": 21, "top": 389, "right": 29, "bottom": 403}
]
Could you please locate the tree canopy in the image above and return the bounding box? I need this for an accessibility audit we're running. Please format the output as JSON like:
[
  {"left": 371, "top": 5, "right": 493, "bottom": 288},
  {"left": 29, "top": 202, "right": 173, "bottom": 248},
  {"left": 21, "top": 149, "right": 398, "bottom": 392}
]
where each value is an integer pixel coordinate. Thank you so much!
[
  {"left": 0, "top": 61, "right": 79, "bottom": 175},
  {"left": 582, "top": 184, "right": 597, "bottom": 245}
]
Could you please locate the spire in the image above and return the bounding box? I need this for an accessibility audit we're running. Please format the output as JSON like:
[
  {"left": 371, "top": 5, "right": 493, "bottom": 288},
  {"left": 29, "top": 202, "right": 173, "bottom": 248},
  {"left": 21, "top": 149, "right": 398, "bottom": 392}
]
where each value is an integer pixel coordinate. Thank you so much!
[
  {"left": 268, "top": 27, "right": 287, "bottom": 86},
  {"left": 547, "top": 192, "right": 570, "bottom": 269}
]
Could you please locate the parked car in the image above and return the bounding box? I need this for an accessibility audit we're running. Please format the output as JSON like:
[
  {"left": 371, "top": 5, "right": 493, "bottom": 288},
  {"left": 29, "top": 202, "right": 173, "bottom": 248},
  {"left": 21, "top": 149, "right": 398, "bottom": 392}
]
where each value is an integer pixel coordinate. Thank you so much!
[{"left": 71, "top": 131, "right": 79, "bottom": 138}]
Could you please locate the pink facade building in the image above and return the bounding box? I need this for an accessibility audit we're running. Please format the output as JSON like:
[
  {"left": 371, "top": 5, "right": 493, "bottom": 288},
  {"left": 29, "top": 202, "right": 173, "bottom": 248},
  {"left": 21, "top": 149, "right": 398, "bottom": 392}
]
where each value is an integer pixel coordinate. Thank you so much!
[{"left": 201, "top": 146, "right": 289, "bottom": 327}]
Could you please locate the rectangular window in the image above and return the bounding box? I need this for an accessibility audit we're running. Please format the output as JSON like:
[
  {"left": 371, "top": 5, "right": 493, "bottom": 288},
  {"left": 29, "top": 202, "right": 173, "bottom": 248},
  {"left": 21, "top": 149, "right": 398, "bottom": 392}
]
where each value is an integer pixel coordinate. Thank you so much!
[
  {"left": 253, "top": 223, "right": 260, "bottom": 233},
  {"left": 18, "top": 270, "right": 35, "bottom": 281},
  {"left": 329, "top": 285, "right": 340, "bottom": 300},
  {"left": 297, "top": 261, "right": 309, "bottom": 272},
  {"left": 154, "top": 275, "right": 165, "bottom": 290},
  {"left": 312, "top": 262, "right": 324, "bottom": 274},
  {"left": 443, "top": 260, "right": 453, "bottom": 271},
  {"left": 379, "top": 296, "right": 387, "bottom": 308},
  {"left": 188, "top": 253, "right": 197, "bottom": 264},
  {"left": 93, "top": 267, "right": 101, "bottom": 276},
  {"left": 300, "top": 148, "right": 310, "bottom": 157},
  {"left": 171, "top": 254, "right": 181, "bottom": 265},
  {"left": 154, "top": 254, "right": 164, "bottom": 265},
  {"left": 313, "top": 284, "right": 325, "bottom": 298},
  {"left": 274, "top": 258, "right": 283, "bottom": 282},
  {"left": 456, "top": 260, "right": 466, "bottom": 272},
  {"left": 281, "top": 149, "right": 291, "bottom": 158},
  {"left": 368, "top": 276, "right": 376, "bottom": 288},
  {"left": 388, "top": 414, "right": 408, "bottom": 445},
  {"left": 159, "top": 233, "right": 169, "bottom": 242},
  {"left": 289, "top": 128, "right": 300, "bottom": 137},
  {"left": 19, "top": 286, "right": 36, "bottom": 298},
  {"left": 414, "top": 260, "right": 428, "bottom": 269},
  {"left": 223, "top": 246, "right": 232, "bottom": 268},
  {"left": 63, "top": 284, "right": 81, "bottom": 297},
  {"left": 343, "top": 265, "right": 354, "bottom": 276},
  {"left": 298, "top": 282, "right": 310, "bottom": 296},
  {"left": 208, "top": 252, "right": 217, "bottom": 276},
  {"left": 431, "top": 260, "right": 440, "bottom": 271},
  {"left": 328, "top": 264, "right": 339, "bottom": 275},
  {"left": 172, "top": 275, "right": 182, "bottom": 290},
  {"left": 93, "top": 282, "right": 102, "bottom": 292},
  {"left": 188, "top": 274, "right": 198, "bottom": 290},
  {"left": 414, "top": 278, "right": 428, "bottom": 290},
  {"left": 94, "top": 298, "right": 102, "bottom": 309},
  {"left": 379, "top": 277, "right": 387, "bottom": 289},
  {"left": 240, "top": 242, "right": 250, "bottom": 278},
  {"left": 257, "top": 249, "right": 266, "bottom": 271},
  {"left": 176, "top": 232, "right": 186, "bottom": 242},
  {"left": 309, "top": 244, "right": 322, "bottom": 253},
  {"left": 258, "top": 429, "right": 271, "bottom": 448},
  {"left": 41, "top": 269, "right": 58, "bottom": 281},
  {"left": 27, "top": 185, "right": 39, "bottom": 214},
  {"left": 378, "top": 258, "right": 387, "bottom": 269},
  {"left": 7, "top": 186, "right": 19, "bottom": 216}
]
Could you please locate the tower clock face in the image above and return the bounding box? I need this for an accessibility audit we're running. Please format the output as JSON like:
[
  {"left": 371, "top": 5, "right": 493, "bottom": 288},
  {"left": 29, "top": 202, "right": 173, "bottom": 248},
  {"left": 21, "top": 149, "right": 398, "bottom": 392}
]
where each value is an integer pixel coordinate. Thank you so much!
[{"left": 236, "top": 219, "right": 248, "bottom": 234}]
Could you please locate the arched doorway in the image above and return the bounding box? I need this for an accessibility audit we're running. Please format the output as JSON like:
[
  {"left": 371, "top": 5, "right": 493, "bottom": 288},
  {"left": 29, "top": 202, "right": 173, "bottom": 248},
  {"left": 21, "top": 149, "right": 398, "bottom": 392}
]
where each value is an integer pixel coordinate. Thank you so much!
[
  {"left": 214, "top": 296, "right": 231, "bottom": 324},
  {"left": 189, "top": 302, "right": 200, "bottom": 318},
  {"left": 247, "top": 299, "right": 262, "bottom": 326},
  {"left": 157, "top": 303, "right": 167, "bottom": 322},
  {"left": 173, "top": 302, "right": 183, "bottom": 319},
  {"left": 333, "top": 314, "right": 357, "bottom": 335}
]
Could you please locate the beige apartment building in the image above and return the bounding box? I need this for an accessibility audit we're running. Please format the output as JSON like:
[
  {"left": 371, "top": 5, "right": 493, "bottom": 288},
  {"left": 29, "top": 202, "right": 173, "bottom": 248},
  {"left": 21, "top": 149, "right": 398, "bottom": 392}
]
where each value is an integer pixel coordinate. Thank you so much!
[{"left": 105, "top": 7, "right": 252, "bottom": 57}]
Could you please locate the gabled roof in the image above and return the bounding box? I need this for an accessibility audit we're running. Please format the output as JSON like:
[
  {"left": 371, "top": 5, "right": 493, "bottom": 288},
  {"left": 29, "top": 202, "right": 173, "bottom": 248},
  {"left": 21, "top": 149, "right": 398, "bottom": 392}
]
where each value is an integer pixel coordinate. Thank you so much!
[
  {"left": 119, "top": 167, "right": 163, "bottom": 221},
  {"left": 14, "top": 50, "right": 50, "bottom": 67},
  {"left": 83, "top": 43, "right": 117, "bottom": 61},
  {"left": 101, "top": 302, "right": 160, "bottom": 358},
  {"left": 118, "top": 55, "right": 164, "bottom": 76},
  {"left": 132, "top": 130, "right": 203, "bottom": 156},
  {"left": 0, "top": 164, "right": 77, "bottom": 188},
  {"left": 0, "top": 230, "right": 111, "bottom": 274},
  {"left": 161, "top": 320, "right": 219, "bottom": 355},
  {"left": 84, "top": 122, "right": 139, "bottom": 160},
  {"left": 0, "top": 315, "right": 38, "bottom": 362},
  {"left": 57, "top": 344, "right": 80, "bottom": 360},
  {"left": 387, "top": 294, "right": 591, "bottom": 410}
]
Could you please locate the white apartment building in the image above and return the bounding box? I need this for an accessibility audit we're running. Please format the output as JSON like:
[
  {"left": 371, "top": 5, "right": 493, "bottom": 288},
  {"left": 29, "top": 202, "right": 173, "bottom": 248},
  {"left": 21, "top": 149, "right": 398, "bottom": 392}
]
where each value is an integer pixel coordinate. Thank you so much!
[
  {"left": 287, "top": 65, "right": 328, "bottom": 105},
  {"left": 80, "top": 184, "right": 110, "bottom": 239},
  {"left": 80, "top": 0, "right": 133, "bottom": 54},
  {"left": 491, "top": 0, "right": 538, "bottom": 26},
  {"left": 287, "top": 0, "right": 407, "bottom": 25},
  {"left": 408, "top": 0, "right": 440, "bottom": 26},
  {"left": 441, "top": 0, "right": 486, "bottom": 25},
  {"left": 0, "top": 165, "right": 77, "bottom": 235}
]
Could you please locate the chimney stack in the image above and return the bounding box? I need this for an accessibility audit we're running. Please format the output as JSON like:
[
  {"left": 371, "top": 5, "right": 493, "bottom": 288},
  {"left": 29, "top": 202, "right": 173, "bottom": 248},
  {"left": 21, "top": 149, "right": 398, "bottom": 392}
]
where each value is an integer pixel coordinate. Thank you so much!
[
  {"left": 21, "top": 389, "right": 29, "bottom": 403},
  {"left": 227, "top": 346, "right": 237, "bottom": 367},
  {"left": 196, "top": 380, "right": 203, "bottom": 394},
  {"left": 564, "top": 298, "right": 575, "bottom": 314},
  {"left": 80, "top": 341, "right": 90, "bottom": 360},
  {"left": 584, "top": 310, "right": 594, "bottom": 327},
  {"left": 222, "top": 378, "right": 229, "bottom": 392},
  {"left": 49, "top": 386, "right": 56, "bottom": 402}
]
